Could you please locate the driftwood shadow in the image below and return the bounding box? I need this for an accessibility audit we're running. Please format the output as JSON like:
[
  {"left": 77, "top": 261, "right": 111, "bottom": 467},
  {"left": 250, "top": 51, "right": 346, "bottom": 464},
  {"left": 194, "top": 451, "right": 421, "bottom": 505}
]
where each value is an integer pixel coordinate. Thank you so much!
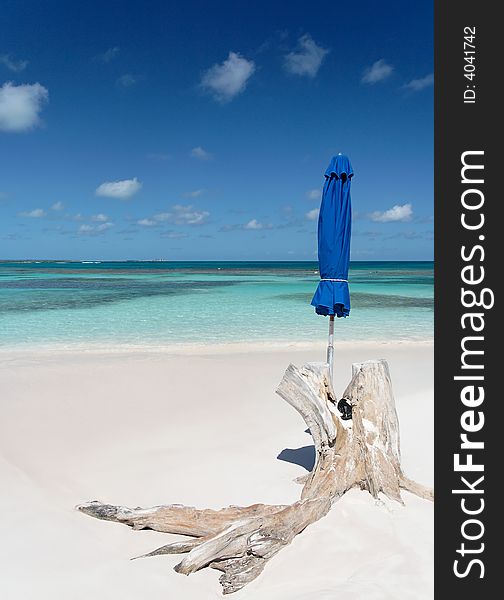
[{"left": 277, "top": 445, "right": 316, "bottom": 472}]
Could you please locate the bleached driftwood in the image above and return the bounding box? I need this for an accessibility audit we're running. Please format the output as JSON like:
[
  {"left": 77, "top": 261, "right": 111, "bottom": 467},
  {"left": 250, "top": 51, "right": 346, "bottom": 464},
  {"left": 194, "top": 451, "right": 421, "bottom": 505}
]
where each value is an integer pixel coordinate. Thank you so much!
[{"left": 78, "top": 359, "right": 432, "bottom": 594}]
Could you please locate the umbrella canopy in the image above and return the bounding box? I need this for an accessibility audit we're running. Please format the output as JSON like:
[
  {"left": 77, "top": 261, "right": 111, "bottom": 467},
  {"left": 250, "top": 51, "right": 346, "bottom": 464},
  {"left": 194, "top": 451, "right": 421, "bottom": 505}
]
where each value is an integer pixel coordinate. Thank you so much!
[{"left": 311, "top": 154, "right": 353, "bottom": 317}]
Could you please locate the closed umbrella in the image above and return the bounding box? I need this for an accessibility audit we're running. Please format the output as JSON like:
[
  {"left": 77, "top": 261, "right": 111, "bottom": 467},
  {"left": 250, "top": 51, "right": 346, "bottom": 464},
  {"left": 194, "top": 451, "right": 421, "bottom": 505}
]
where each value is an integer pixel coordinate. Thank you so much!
[{"left": 311, "top": 153, "right": 353, "bottom": 392}]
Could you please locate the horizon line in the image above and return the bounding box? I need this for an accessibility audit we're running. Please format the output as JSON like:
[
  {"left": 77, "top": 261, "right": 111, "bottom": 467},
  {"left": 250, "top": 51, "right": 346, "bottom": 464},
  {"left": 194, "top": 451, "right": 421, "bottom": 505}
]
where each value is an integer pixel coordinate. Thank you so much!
[{"left": 0, "top": 258, "right": 434, "bottom": 263}]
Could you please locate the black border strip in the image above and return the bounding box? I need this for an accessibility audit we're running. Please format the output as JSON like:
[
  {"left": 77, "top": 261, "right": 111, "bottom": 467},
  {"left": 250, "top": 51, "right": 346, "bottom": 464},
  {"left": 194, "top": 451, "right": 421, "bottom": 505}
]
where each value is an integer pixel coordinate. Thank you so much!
[{"left": 435, "top": 1, "right": 498, "bottom": 595}]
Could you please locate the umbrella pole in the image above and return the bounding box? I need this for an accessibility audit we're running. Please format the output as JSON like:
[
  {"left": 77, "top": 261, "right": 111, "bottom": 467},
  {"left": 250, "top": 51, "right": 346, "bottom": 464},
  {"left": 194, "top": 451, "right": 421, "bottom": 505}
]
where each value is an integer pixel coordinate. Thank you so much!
[{"left": 327, "top": 315, "right": 335, "bottom": 384}]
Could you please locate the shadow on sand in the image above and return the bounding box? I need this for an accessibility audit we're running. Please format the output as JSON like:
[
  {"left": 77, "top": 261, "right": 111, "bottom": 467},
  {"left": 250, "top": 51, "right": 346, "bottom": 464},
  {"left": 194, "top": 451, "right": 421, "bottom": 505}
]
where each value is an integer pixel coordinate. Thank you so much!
[{"left": 277, "top": 445, "right": 316, "bottom": 472}]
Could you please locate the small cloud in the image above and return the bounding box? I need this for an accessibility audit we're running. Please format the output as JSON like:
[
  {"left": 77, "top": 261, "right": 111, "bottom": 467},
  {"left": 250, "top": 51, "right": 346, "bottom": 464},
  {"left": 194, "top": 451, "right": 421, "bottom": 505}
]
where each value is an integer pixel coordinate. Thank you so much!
[
  {"left": 190, "top": 146, "right": 212, "bottom": 160},
  {"left": 0, "top": 82, "right": 49, "bottom": 132},
  {"left": 403, "top": 73, "right": 434, "bottom": 92},
  {"left": 284, "top": 34, "right": 329, "bottom": 78},
  {"left": 305, "top": 208, "right": 319, "bottom": 221},
  {"left": 137, "top": 218, "right": 157, "bottom": 227},
  {"left": 78, "top": 222, "right": 114, "bottom": 235},
  {"left": 369, "top": 203, "right": 413, "bottom": 222},
  {"left": 95, "top": 177, "right": 141, "bottom": 199},
  {"left": 139, "top": 205, "right": 210, "bottom": 227},
  {"left": 306, "top": 188, "right": 321, "bottom": 201},
  {"left": 91, "top": 213, "right": 109, "bottom": 222},
  {"left": 18, "top": 208, "right": 46, "bottom": 218},
  {"left": 182, "top": 189, "right": 205, "bottom": 199},
  {"left": 167, "top": 204, "right": 209, "bottom": 225},
  {"left": 201, "top": 51, "right": 255, "bottom": 102},
  {"left": 0, "top": 54, "right": 28, "bottom": 73},
  {"left": 97, "top": 46, "right": 120, "bottom": 63},
  {"left": 244, "top": 219, "right": 272, "bottom": 230},
  {"left": 116, "top": 74, "right": 136, "bottom": 88},
  {"left": 221, "top": 219, "right": 273, "bottom": 232},
  {"left": 51, "top": 201, "right": 64, "bottom": 211},
  {"left": 361, "top": 59, "right": 393, "bottom": 84}
]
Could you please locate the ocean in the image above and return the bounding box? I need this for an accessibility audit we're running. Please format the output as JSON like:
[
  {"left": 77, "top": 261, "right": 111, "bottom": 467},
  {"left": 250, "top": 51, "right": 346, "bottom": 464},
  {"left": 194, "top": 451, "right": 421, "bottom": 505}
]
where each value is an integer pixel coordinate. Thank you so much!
[{"left": 0, "top": 261, "right": 433, "bottom": 348}]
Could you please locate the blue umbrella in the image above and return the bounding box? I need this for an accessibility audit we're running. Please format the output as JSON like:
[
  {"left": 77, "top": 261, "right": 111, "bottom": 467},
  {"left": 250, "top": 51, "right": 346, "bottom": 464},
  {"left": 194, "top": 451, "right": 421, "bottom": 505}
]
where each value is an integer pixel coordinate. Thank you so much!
[{"left": 311, "top": 153, "right": 353, "bottom": 384}]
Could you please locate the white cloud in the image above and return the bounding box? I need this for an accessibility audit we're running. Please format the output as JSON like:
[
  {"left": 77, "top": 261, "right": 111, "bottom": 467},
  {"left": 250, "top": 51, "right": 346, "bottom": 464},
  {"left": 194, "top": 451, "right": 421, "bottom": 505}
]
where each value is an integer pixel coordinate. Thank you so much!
[
  {"left": 244, "top": 219, "right": 272, "bottom": 230},
  {"left": 91, "top": 213, "right": 109, "bottom": 222},
  {"left": 305, "top": 208, "right": 320, "bottom": 221},
  {"left": 140, "top": 204, "right": 210, "bottom": 227},
  {"left": 369, "top": 203, "right": 413, "bottom": 222},
  {"left": 284, "top": 34, "right": 329, "bottom": 78},
  {"left": 95, "top": 177, "right": 141, "bottom": 199},
  {"left": 78, "top": 222, "right": 114, "bottom": 234},
  {"left": 98, "top": 46, "right": 120, "bottom": 63},
  {"left": 190, "top": 146, "right": 212, "bottom": 160},
  {"left": 51, "top": 201, "right": 64, "bottom": 211},
  {"left": 403, "top": 73, "right": 434, "bottom": 92},
  {"left": 306, "top": 188, "right": 321, "bottom": 201},
  {"left": 116, "top": 74, "right": 136, "bottom": 88},
  {"left": 18, "top": 208, "right": 46, "bottom": 218},
  {"left": 166, "top": 204, "right": 209, "bottom": 225},
  {"left": 137, "top": 218, "right": 157, "bottom": 227},
  {"left": 96, "top": 222, "right": 114, "bottom": 231},
  {"left": 201, "top": 51, "right": 255, "bottom": 102},
  {"left": 221, "top": 218, "right": 273, "bottom": 232},
  {"left": 361, "top": 59, "right": 393, "bottom": 84},
  {"left": 0, "top": 54, "right": 28, "bottom": 72},
  {"left": 0, "top": 82, "right": 49, "bottom": 132},
  {"left": 182, "top": 189, "right": 204, "bottom": 198}
]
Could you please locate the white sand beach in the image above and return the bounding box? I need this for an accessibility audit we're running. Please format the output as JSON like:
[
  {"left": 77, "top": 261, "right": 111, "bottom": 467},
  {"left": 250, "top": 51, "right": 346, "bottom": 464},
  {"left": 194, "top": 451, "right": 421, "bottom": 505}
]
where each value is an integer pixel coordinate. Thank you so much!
[{"left": 0, "top": 342, "right": 433, "bottom": 600}]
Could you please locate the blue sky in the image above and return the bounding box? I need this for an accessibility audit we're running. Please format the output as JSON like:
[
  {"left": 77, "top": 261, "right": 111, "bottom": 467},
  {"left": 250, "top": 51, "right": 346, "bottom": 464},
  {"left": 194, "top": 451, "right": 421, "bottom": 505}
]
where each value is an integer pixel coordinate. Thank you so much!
[{"left": 0, "top": 0, "right": 433, "bottom": 261}]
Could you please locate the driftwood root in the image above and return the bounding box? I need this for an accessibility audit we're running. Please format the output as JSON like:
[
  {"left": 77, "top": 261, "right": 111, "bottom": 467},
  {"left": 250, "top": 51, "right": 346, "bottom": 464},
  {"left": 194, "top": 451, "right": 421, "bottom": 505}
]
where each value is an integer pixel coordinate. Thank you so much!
[{"left": 78, "top": 359, "right": 433, "bottom": 594}]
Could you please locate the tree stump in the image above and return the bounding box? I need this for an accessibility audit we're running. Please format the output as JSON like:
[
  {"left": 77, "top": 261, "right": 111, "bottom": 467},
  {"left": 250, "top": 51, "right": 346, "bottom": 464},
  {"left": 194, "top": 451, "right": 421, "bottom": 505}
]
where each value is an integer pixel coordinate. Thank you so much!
[{"left": 78, "top": 359, "right": 433, "bottom": 594}]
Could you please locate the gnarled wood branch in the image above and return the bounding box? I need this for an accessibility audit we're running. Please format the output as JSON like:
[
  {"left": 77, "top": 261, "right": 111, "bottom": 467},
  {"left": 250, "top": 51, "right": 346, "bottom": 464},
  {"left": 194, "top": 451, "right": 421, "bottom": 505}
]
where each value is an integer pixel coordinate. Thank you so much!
[{"left": 78, "top": 359, "right": 433, "bottom": 594}]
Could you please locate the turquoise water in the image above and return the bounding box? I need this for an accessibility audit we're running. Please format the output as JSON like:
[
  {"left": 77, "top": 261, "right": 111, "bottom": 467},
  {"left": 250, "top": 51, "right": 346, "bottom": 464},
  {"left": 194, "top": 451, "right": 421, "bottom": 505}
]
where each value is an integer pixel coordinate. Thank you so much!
[{"left": 0, "top": 261, "right": 433, "bottom": 348}]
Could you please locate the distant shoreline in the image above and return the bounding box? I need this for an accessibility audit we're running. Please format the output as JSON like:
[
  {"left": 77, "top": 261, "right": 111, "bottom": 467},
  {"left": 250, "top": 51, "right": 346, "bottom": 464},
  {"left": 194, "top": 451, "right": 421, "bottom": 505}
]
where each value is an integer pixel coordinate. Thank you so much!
[{"left": 0, "top": 259, "right": 434, "bottom": 264}]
